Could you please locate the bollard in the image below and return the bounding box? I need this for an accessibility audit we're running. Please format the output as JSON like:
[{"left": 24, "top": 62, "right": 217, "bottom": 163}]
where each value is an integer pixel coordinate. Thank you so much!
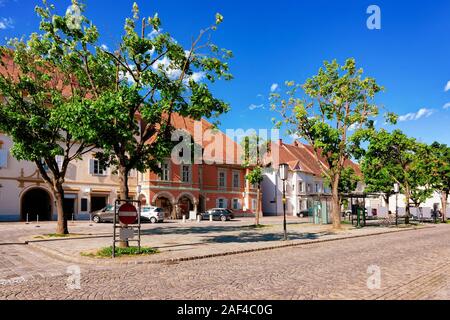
[
  {"left": 209, "top": 214, "right": 213, "bottom": 222},
  {"left": 26, "top": 213, "right": 29, "bottom": 225},
  {"left": 182, "top": 215, "right": 186, "bottom": 223},
  {"left": 36, "top": 215, "right": 40, "bottom": 228},
  {"left": 197, "top": 215, "right": 201, "bottom": 223}
]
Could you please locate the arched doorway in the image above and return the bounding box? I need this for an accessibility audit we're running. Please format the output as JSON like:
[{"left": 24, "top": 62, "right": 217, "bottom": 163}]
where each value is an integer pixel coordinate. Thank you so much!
[
  {"left": 198, "top": 195, "right": 206, "bottom": 214},
  {"left": 21, "top": 188, "right": 52, "bottom": 221},
  {"left": 178, "top": 196, "right": 194, "bottom": 219},
  {"left": 155, "top": 196, "right": 173, "bottom": 219}
]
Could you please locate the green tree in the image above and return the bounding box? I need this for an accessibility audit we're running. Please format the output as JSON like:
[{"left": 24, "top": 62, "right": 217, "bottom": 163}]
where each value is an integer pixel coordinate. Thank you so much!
[
  {"left": 0, "top": 1, "right": 106, "bottom": 234},
  {"left": 361, "top": 149, "right": 398, "bottom": 207},
  {"left": 336, "top": 167, "right": 361, "bottom": 206},
  {"left": 242, "top": 134, "right": 269, "bottom": 226},
  {"left": 271, "top": 58, "right": 390, "bottom": 229},
  {"left": 77, "top": 3, "right": 233, "bottom": 200},
  {"left": 364, "top": 129, "right": 431, "bottom": 224},
  {"left": 429, "top": 142, "right": 450, "bottom": 222}
]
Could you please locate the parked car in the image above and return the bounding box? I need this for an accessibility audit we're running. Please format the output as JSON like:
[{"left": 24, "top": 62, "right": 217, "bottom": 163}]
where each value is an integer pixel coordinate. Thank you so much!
[
  {"left": 296, "top": 210, "right": 310, "bottom": 218},
  {"left": 223, "top": 208, "right": 235, "bottom": 219},
  {"left": 91, "top": 205, "right": 164, "bottom": 224},
  {"left": 141, "top": 206, "right": 164, "bottom": 224},
  {"left": 200, "top": 209, "right": 233, "bottom": 222},
  {"left": 91, "top": 205, "right": 115, "bottom": 223}
]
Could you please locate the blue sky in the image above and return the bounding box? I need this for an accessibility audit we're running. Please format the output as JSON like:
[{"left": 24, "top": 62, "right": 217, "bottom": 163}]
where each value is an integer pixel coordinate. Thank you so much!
[{"left": 1, "top": 0, "right": 449, "bottom": 145}]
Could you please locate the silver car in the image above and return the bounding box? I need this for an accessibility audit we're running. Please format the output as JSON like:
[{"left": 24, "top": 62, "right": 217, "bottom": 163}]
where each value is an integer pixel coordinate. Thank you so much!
[{"left": 141, "top": 206, "right": 165, "bottom": 224}]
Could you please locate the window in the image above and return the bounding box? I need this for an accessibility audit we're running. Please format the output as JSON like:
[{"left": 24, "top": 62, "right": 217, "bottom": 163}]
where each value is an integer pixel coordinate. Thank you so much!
[
  {"left": 0, "top": 147, "right": 7, "bottom": 169},
  {"left": 81, "top": 198, "right": 88, "bottom": 212},
  {"left": 218, "top": 171, "right": 226, "bottom": 188},
  {"left": 307, "top": 184, "right": 312, "bottom": 193},
  {"left": 232, "top": 172, "right": 240, "bottom": 189},
  {"left": 90, "top": 159, "right": 107, "bottom": 176},
  {"left": 252, "top": 199, "right": 257, "bottom": 210},
  {"left": 232, "top": 199, "right": 240, "bottom": 210},
  {"left": 56, "top": 156, "right": 64, "bottom": 171},
  {"left": 181, "top": 165, "right": 191, "bottom": 183},
  {"left": 160, "top": 162, "right": 170, "bottom": 181},
  {"left": 217, "top": 198, "right": 227, "bottom": 209},
  {"left": 315, "top": 183, "right": 322, "bottom": 193},
  {"left": 298, "top": 181, "right": 304, "bottom": 193}
]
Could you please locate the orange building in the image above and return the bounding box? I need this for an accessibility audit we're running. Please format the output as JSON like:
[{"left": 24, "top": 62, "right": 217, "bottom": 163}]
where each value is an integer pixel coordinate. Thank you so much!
[{"left": 138, "top": 114, "right": 259, "bottom": 219}]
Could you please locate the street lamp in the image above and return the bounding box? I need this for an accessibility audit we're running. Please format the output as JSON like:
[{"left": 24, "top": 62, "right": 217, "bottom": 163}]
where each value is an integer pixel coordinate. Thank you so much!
[
  {"left": 279, "top": 163, "right": 289, "bottom": 241},
  {"left": 394, "top": 183, "right": 400, "bottom": 226}
]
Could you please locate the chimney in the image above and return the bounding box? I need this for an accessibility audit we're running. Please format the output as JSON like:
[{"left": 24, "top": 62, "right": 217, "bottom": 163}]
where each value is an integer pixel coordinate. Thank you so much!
[
  {"left": 278, "top": 139, "right": 283, "bottom": 146},
  {"left": 294, "top": 140, "right": 299, "bottom": 147}
]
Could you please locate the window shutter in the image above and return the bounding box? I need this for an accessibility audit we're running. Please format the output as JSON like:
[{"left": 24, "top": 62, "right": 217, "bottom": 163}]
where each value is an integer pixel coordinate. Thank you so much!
[
  {"left": 0, "top": 150, "right": 7, "bottom": 168},
  {"left": 89, "top": 159, "right": 95, "bottom": 175}
]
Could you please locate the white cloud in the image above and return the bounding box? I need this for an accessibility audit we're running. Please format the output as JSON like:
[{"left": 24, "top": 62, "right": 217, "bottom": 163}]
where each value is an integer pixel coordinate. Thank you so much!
[
  {"left": 348, "top": 123, "right": 358, "bottom": 132},
  {"left": 249, "top": 104, "right": 264, "bottom": 111},
  {"left": 270, "top": 83, "right": 279, "bottom": 92},
  {"left": 100, "top": 44, "right": 109, "bottom": 51},
  {"left": 445, "top": 81, "right": 450, "bottom": 92},
  {"left": 0, "top": 17, "right": 14, "bottom": 30},
  {"left": 398, "top": 108, "right": 435, "bottom": 122},
  {"left": 443, "top": 103, "right": 450, "bottom": 110}
]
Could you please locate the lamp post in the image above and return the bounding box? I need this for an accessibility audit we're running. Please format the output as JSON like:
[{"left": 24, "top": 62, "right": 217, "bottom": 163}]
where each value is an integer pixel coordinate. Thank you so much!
[
  {"left": 394, "top": 183, "right": 400, "bottom": 226},
  {"left": 279, "top": 163, "right": 289, "bottom": 241}
]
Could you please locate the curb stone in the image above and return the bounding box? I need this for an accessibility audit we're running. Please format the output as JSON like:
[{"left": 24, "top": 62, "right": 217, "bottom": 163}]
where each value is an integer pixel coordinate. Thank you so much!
[{"left": 26, "top": 225, "right": 433, "bottom": 267}]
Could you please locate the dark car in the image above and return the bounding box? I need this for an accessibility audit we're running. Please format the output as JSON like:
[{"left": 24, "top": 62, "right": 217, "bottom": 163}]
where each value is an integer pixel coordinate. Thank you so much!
[
  {"left": 201, "top": 208, "right": 233, "bottom": 222},
  {"left": 296, "top": 210, "right": 310, "bottom": 218}
]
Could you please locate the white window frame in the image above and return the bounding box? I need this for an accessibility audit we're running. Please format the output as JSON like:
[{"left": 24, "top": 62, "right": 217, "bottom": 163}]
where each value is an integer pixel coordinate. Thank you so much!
[
  {"left": 181, "top": 164, "right": 191, "bottom": 183},
  {"left": 298, "top": 181, "right": 304, "bottom": 193},
  {"left": 0, "top": 149, "right": 8, "bottom": 169},
  {"left": 217, "top": 198, "right": 227, "bottom": 209},
  {"left": 232, "top": 198, "right": 240, "bottom": 210},
  {"left": 232, "top": 171, "right": 240, "bottom": 189},
  {"left": 252, "top": 199, "right": 257, "bottom": 210},
  {"left": 90, "top": 159, "right": 107, "bottom": 176},
  {"left": 159, "top": 161, "right": 170, "bottom": 182},
  {"left": 218, "top": 170, "right": 227, "bottom": 189}
]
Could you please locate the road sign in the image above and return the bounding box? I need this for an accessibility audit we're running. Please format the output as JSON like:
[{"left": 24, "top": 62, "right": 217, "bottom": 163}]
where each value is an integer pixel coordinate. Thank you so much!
[{"left": 118, "top": 203, "right": 138, "bottom": 225}]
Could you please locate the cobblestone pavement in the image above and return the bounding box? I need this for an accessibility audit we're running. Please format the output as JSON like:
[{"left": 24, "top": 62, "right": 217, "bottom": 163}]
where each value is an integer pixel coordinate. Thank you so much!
[{"left": 0, "top": 223, "right": 449, "bottom": 300}]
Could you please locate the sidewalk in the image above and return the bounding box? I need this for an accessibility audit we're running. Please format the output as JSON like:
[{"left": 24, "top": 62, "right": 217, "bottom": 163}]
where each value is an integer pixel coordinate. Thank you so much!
[{"left": 22, "top": 218, "right": 432, "bottom": 266}]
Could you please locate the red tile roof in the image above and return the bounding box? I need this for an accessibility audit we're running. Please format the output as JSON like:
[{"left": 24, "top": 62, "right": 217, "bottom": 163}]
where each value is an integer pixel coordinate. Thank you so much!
[{"left": 275, "top": 140, "right": 361, "bottom": 177}]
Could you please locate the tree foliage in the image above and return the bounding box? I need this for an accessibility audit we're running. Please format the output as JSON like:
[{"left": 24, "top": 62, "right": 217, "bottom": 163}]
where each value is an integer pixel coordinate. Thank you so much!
[
  {"left": 0, "top": 0, "right": 105, "bottom": 234},
  {"left": 271, "top": 58, "right": 393, "bottom": 228},
  {"left": 69, "top": 2, "right": 233, "bottom": 199}
]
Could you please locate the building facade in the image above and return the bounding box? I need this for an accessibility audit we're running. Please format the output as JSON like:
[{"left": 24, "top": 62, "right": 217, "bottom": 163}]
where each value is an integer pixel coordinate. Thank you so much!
[
  {"left": 0, "top": 133, "right": 138, "bottom": 221},
  {"left": 261, "top": 140, "right": 363, "bottom": 220},
  {"left": 0, "top": 115, "right": 257, "bottom": 221},
  {"left": 138, "top": 115, "right": 258, "bottom": 219}
]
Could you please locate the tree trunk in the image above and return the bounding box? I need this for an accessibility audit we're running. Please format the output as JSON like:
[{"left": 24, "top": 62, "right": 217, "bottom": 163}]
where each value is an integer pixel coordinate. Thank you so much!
[
  {"left": 404, "top": 188, "right": 411, "bottom": 225},
  {"left": 441, "top": 191, "right": 448, "bottom": 223},
  {"left": 384, "top": 194, "right": 390, "bottom": 208},
  {"left": 255, "top": 185, "right": 261, "bottom": 226},
  {"left": 118, "top": 166, "right": 130, "bottom": 200},
  {"left": 54, "top": 184, "right": 68, "bottom": 235},
  {"left": 118, "top": 166, "right": 130, "bottom": 248},
  {"left": 331, "top": 176, "right": 342, "bottom": 230}
]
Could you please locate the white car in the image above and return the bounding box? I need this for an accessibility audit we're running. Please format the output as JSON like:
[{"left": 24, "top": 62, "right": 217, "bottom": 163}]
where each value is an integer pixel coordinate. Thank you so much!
[{"left": 141, "top": 206, "right": 165, "bottom": 224}]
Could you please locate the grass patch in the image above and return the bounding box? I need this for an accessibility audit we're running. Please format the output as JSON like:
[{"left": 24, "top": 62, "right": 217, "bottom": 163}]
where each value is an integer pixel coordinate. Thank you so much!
[{"left": 82, "top": 246, "right": 159, "bottom": 258}]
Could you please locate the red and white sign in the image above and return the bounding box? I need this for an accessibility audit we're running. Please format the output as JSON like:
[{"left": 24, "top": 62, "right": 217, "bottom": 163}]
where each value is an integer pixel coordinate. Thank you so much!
[{"left": 118, "top": 203, "right": 138, "bottom": 225}]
